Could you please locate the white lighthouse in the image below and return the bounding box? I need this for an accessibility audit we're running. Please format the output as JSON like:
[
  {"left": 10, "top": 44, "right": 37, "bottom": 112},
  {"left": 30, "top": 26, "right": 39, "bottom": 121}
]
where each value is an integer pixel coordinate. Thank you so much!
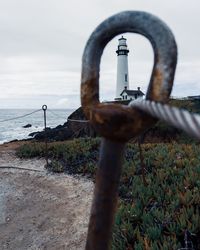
[{"left": 115, "top": 36, "right": 129, "bottom": 99}]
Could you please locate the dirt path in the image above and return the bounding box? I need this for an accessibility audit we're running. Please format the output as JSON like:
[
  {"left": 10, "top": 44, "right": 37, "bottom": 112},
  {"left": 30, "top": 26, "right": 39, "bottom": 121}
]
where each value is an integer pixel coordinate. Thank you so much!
[{"left": 0, "top": 142, "right": 93, "bottom": 250}]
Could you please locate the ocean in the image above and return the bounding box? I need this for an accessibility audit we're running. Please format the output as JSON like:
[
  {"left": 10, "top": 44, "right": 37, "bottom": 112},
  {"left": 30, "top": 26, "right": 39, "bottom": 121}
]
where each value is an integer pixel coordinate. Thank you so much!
[{"left": 0, "top": 109, "right": 75, "bottom": 144}]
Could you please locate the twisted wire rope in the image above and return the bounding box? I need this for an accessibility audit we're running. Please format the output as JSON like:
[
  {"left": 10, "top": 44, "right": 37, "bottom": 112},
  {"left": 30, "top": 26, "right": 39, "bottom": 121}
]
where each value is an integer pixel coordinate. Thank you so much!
[
  {"left": 48, "top": 109, "right": 67, "bottom": 120},
  {"left": 67, "top": 118, "right": 89, "bottom": 123},
  {"left": 48, "top": 109, "right": 89, "bottom": 123},
  {"left": 0, "top": 109, "right": 41, "bottom": 123},
  {"left": 129, "top": 99, "right": 200, "bottom": 140}
]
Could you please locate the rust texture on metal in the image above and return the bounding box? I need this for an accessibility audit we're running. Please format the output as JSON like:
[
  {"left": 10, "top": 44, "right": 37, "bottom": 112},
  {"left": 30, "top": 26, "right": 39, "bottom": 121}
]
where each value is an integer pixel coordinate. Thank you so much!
[
  {"left": 81, "top": 11, "right": 177, "bottom": 142},
  {"left": 82, "top": 11, "right": 177, "bottom": 250},
  {"left": 86, "top": 103, "right": 156, "bottom": 142},
  {"left": 85, "top": 138, "right": 125, "bottom": 250}
]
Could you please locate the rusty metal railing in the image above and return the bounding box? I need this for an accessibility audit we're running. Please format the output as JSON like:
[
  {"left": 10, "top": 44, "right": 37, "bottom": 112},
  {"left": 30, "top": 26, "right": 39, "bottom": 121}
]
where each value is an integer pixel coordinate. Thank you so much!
[{"left": 81, "top": 11, "right": 177, "bottom": 250}]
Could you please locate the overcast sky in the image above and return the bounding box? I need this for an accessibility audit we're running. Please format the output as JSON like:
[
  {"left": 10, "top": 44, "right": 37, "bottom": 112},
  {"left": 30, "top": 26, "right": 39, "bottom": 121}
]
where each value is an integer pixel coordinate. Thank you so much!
[{"left": 0, "top": 0, "right": 200, "bottom": 109}]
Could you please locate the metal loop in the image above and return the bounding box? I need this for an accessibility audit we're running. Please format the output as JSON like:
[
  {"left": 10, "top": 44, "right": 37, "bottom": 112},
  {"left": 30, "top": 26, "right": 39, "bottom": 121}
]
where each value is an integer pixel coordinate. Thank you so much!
[
  {"left": 42, "top": 105, "right": 47, "bottom": 111},
  {"left": 81, "top": 11, "right": 177, "bottom": 141}
]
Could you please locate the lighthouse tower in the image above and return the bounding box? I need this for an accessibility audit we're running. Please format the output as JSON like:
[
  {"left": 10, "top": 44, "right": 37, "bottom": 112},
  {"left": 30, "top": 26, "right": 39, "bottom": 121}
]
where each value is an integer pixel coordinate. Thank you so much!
[{"left": 115, "top": 36, "right": 129, "bottom": 99}]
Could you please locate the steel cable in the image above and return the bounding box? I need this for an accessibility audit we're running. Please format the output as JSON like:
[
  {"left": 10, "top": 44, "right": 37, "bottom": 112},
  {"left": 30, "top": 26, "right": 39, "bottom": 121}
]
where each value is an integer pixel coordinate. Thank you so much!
[
  {"left": 67, "top": 118, "right": 89, "bottom": 123},
  {"left": 129, "top": 99, "right": 200, "bottom": 140},
  {"left": 48, "top": 109, "right": 89, "bottom": 123},
  {"left": 0, "top": 109, "right": 41, "bottom": 122},
  {"left": 0, "top": 166, "right": 43, "bottom": 172},
  {"left": 48, "top": 109, "right": 67, "bottom": 120}
]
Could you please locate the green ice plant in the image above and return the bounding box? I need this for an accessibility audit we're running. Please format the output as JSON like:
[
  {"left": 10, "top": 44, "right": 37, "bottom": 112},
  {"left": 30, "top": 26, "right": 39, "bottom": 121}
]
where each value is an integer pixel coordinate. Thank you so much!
[{"left": 17, "top": 139, "right": 200, "bottom": 249}]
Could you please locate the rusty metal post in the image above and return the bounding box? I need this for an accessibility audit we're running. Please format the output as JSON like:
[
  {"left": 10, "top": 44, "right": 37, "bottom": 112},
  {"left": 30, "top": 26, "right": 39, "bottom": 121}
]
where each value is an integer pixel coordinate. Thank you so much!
[
  {"left": 42, "top": 105, "right": 48, "bottom": 168},
  {"left": 86, "top": 139, "right": 125, "bottom": 250},
  {"left": 81, "top": 11, "right": 177, "bottom": 250}
]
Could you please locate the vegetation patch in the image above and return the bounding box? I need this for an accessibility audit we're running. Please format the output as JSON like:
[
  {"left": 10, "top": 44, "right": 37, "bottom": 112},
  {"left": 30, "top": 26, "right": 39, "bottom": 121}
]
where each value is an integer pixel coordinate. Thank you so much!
[
  {"left": 17, "top": 138, "right": 100, "bottom": 177},
  {"left": 17, "top": 139, "right": 200, "bottom": 249}
]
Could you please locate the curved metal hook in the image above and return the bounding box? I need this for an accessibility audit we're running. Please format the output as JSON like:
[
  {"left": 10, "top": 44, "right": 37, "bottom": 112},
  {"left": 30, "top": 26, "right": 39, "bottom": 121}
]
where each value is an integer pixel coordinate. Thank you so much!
[{"left": 81, "top": 11, "right": 177, "bottom": 141}]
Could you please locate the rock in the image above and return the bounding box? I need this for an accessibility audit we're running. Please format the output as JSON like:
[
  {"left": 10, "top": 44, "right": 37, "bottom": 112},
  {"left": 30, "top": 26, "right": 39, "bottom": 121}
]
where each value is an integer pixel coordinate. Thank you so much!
[
  {"left": 28, "top": 131, "right": 40, "bottom": 137},
  {"left": 28, "top": 107, "right": 97, "bottom": 141},
  {"left": 34, "top": 126, "right": 73, "bottom": 141},
  {"left": 55, "top": 125, "right": 63, "bottom": 129},
  {"left": 9, "top": 139, "right": 18, "bottom": 143},
  {"left": 23, "top": 124, "right": 32, "bottom": 128},
  {"left": 27, "top": 101, "right": 133, "bottom": 141},
  {"left": 28, "top": 101, "right": 131, "bottom": 141},
  {"left": 67, "top": 107, "right": 95, "bottom": 138}
]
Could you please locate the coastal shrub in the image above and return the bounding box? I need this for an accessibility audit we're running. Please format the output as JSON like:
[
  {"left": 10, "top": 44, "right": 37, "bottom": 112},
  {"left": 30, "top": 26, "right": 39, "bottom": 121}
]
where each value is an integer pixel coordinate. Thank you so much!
[
  {"left": 16, "top": 139, "right": 200, "bottom": 249},
  {"left": 17, "top": 138, "right": 100, "bottom": 176},
  {"left": 112, "top": 143, "right": 200, "bottom": 249},
  {"left": 16, "top": 142, "right": 45, "bottom": 158},
  {"left": 47, "top": 160, "right": 65, "bottom": 173}
]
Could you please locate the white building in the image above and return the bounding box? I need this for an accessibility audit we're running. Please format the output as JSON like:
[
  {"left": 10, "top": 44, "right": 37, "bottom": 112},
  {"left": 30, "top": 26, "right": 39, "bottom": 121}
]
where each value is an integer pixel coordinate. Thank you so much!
[
  {"left": 115, "top": 36, "right": 144, "bottom": 101},
  {"left": 120, "top": 87, "right": 144, "bottom": 101}
]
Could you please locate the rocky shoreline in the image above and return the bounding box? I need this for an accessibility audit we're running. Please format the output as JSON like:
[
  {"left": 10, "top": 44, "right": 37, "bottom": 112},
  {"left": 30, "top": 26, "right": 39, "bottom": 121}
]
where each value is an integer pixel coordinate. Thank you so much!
[
  {"left": 5, "top": 98, "right": 198, "bottom": 145},
  {"left": 28, "top": 101, "right": 130, "bottom": 142},
  {"left": 28, "top": 107, "right": 96, "bottom": 142}
]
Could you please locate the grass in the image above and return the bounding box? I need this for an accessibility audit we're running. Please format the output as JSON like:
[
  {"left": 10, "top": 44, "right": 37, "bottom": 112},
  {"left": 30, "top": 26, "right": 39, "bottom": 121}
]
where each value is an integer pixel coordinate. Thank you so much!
[{"left": 16, "top": 138, "right": 200, "bottom": 249}]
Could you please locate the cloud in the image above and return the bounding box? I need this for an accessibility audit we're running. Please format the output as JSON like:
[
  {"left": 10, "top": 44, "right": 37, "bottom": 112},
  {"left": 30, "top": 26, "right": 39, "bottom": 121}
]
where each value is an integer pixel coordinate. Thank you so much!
[
  {"left": 56, "top": 98, "right": 69, "bottom": 106},
  {"left": 0, "top": 0, "right": 200, "bottom": 108}
]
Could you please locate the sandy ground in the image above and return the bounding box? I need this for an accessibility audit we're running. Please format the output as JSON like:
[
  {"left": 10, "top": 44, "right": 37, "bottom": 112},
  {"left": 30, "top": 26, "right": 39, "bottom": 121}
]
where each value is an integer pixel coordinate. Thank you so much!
[{"left": 0, "top": 142, "right": 93, "bottom": 250}]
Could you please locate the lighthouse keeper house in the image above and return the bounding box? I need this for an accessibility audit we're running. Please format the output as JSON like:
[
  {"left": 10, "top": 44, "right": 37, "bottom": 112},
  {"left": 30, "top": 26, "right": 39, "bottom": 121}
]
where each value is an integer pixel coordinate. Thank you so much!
[{"left": 120, "top": 86, "right": 144, "bottom": 100}]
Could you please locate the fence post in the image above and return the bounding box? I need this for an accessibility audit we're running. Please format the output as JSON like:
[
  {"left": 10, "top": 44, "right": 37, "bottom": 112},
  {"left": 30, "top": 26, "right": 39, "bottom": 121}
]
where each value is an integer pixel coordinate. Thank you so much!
[{"left": 42, "top": 105, "right": 48, "bottom": 168}]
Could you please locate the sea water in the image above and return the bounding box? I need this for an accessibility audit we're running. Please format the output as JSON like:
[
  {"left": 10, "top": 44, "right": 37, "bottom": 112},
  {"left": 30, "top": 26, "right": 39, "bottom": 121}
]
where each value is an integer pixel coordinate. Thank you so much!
[{"left": 0, "top": 109, "right": 75, "bottom": 144}]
